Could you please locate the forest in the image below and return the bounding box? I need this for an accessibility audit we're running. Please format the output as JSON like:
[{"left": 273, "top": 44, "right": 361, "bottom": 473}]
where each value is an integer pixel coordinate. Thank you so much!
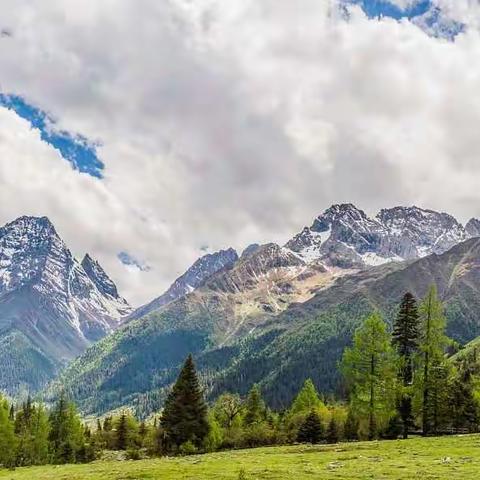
[{"left": 1, "top": 285, "right": 479, "bottom": 468}]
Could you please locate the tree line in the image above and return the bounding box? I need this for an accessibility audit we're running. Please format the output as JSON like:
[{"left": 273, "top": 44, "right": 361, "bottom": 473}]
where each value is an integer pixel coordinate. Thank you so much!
[{"left": 0, "top": 285, "right": 479, "bottom": 468}]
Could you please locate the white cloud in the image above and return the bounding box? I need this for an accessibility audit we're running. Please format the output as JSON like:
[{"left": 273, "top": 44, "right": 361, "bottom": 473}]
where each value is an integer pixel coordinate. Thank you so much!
[{"left": 1, "top": 0, "right": 480, "bottom": 305}]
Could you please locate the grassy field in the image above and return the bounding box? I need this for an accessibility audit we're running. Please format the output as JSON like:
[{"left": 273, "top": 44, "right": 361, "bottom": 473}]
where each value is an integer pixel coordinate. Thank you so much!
[{"left": 1, "top": 435, "right": 480, "bottom": 479}]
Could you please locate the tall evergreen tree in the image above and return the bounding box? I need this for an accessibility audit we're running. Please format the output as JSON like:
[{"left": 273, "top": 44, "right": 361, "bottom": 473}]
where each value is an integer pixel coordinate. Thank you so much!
[
  {"left": 449, "top": 364, "right": 479, "bottom": 433},
  {"left": 290, "top": 379, "right": 323, "bottom": 415},
  {"left": 48, "top": 392, "right": 85, "bottom": 464},
  {"left": 416, "top": 285, "right": 449, "bottom": 436},
  {"left": 344, "top": 408, "right": 359, "bottom": 441},
  {"left": 341, "top": 312, "right": 397, "bottom": 440},
  {"left": 244, "top": 384, "right": 265, "bottom": 426},
  {"left": 297, "top": 410, "right": 323, "bottom": 444},
  {"left": 393, "top": 292, "right": 419, "bottom": 384},
  {"left": 161, "top": 354, "right": 209, "bottom": 450},
  {"left": 326, "top": 416, "right": 340, "bottom": 444},
  {"left": 392, "top": 292, "right": 419, "bottom": 438},
  {"left": 116, "top": 412, "right": 128, "bottom": 450}
]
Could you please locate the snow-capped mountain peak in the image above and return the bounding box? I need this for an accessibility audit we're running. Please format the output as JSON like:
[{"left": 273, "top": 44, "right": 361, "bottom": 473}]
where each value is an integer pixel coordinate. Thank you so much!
[
  {"left": 0, "top": 215, "right": 131, "bottom": 359},
  {"left": 285, "top": 204, "right": 477, "bottom": 269}
]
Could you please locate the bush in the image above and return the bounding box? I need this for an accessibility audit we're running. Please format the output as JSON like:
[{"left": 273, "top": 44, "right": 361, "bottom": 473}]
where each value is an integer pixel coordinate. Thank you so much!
[
  {"left": 179, "top": 441, "right": 198, "bottom": 455},
  {"left": 126, "top": 448, "right": 141, "bottom": 460}
]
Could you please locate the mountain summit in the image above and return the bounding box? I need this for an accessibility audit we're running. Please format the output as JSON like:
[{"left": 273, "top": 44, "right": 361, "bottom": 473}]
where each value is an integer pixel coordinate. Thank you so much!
[
  {"left": 0, "top": 215, "right": 131, "bottom": 394},
  {"left": 285, "top": 204, "right": 476, "bottom": 268}
]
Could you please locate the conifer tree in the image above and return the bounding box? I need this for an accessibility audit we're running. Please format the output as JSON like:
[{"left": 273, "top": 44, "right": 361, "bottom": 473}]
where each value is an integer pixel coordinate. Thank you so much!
[
  {"left": 344, "top": 408, "right": 359, "bottom": 441},
  {"left": 392, "top": 292, "right": 419, "bottom": 383},
  {"left": 161, "top": 354, "right": 209, "bottom": 450},
  {"left": 326, "top": 416, "right": 339, "bottom": 444},
  {"left": 416, "top": 286, "right": 449, "bottom": 436},
  {"left": 48, "top": 392, "right": 85, "bottom": 464},
  {"left": 341, "top": 312, "right": 397, "bottom": 440},
  {"left": 290, "top": 379, "right": 323, "bottom": 414},
  {"left": 297, "top": 410, "right": 323, "bottom": 444},
  {"left": 244, "top": 384, "right": 265, "bottom": 426},
  {"left": 116, "top": 412, "right": 128, "bottom": 450},
  {"left": 392, "top": 292, "right": 419, "bottom": 438},
  {"left": 449, "top": 364, "right": 479, "bottom": 433}
]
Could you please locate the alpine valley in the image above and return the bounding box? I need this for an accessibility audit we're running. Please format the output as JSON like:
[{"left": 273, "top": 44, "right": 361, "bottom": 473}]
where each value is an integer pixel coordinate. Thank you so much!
[{"left": 30, "top": 203, "right": 480, "bottom": 417}]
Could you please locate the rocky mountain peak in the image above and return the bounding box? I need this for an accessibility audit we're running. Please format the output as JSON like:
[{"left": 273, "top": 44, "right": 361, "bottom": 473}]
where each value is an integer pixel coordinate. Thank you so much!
[
  {"left": 284, "top": 203, "right": 475, "bottom": 268},
  {"left": 81, "top": 253, "right": 120, "bottom": 299},
  {"left": 466, "top": 218, "right": 480, "bottom": 238},
  {"left": 0, "top": 215, "right": 132, "bottom": 394},
  {"left": 0, "top": 215, "right": 65, "bottom": 292},
  {"left": 377, "top": 206, "right": 467, "bottom": 258},
  {"left": 129, "top": 247, "right": 239, "bottom": 320}
]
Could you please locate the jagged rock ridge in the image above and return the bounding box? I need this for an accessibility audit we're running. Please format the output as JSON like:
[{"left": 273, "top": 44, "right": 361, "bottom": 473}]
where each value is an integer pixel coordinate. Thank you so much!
[{"left": 129, "top": 248, "right": 239, "bottom": 320}]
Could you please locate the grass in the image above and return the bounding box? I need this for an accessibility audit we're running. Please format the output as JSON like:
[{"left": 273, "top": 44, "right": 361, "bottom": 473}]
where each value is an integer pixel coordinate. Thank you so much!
[{"left": 2, "top": 435, "right": 480, "bottom": 479}]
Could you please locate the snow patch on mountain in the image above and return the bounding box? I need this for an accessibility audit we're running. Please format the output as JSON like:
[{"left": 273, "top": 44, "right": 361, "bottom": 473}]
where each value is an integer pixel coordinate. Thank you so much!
[{"left": 0, "top": 216, "right": 131, "bottom": 345}]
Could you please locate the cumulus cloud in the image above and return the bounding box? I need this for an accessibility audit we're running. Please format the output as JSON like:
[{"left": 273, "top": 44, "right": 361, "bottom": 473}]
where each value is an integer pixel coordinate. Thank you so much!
[{"left": 1, "top": 0, "right": 480, "bottom": 305}]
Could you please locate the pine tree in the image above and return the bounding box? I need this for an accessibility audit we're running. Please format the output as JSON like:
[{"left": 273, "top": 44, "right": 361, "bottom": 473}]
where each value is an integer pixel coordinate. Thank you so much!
[
  {"left": 48, "top": 392, "right": 85, "bottom": 464},
  {"left": 392, "top": 293, "right": 419, "bottom": 383},
  {"left": 116, "top": 412, "right": 128, "bottom": 450},
  {"left": 341, "top": 312, "right": 397, "bottom": 440},
  {"left": 344, "top": 408, "right": 359, "bottom": 441},
  {"left": 449, "top": 364, "right": 479, "bottom": 433},
  {"left": 326, "top": 416, "right": 339, "bottom": 444},
  {"left": 297, "top": 410, "right": 323, "bottom": 444},
  {"left": 29, "top": 405, "right": 50, "bottom": 465},
  {"left": 161, "top": 354, "right": 209, "bottom": 450},
  {"left": 416, "top": 286, "right": 449, "bottom": 436},
  {"left": 392, "top": 293, "right": 419, "bottom": 438},
  {"left": 244, "top": 384, "right": 265, "bottom": 426},
  {"left": 290, "top": 379, "right": 324, "bottom": 415}
]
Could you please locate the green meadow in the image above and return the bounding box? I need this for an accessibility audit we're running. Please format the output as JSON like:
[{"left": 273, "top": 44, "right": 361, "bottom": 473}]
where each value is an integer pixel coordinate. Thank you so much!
[{"left": 2, "top": 434, "right": 480, "bottom": 480}]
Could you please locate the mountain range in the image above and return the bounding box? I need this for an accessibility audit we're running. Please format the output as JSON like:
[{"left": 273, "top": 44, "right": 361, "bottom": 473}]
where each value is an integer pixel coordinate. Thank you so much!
[
  {"left": 40, "top": 204, "right": 480, "bottom": 416},
  {"left": 0, "top": 216, "right": 131, "bottom": 394}
]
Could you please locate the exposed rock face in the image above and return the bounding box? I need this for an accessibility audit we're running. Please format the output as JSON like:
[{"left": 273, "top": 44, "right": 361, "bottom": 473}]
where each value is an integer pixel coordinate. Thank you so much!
[
  {"left": 0, "top": 216, "right": 130, "bottom": 394},
  {"left": 466, "top": 218, "right": 480, "bottom": 238},
  {"left": 129, "top": 248, "right": 239, "bottom": 320},
  {"left": 285, "top": 204, "right": 476, "bottom": 268},
  {"left": 377, "top": 206, "right": 468, "bottom": 259}
]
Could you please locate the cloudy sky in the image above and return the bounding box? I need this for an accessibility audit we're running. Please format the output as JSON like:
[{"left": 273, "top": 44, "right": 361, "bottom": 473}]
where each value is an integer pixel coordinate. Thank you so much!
[{"left": 1, "top": 0, "right": 480, "bottom": 306}]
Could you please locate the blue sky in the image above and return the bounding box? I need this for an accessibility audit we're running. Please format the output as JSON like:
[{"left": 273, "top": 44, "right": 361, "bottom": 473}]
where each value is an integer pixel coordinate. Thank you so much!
[
  {"left": 0, "top": 93, "right": 104, "bottom": 178},
  {"left": 348, "top": 0, "right": 464, "bottom": 39},
  {"left": 353, "top": 0, "right": 432, "bottom": 19}
]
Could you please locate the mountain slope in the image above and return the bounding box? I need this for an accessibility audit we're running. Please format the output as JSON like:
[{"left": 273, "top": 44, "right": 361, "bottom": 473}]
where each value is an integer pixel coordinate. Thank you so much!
[
  {"left": 129, "top": 248, "right": 238, "bottom": 321},
  {"left": 0, "top": 216, "right": 131, "bottom": 394},
  {"left": 54, "top": 232, "right": 480, "bottom": 416}
]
